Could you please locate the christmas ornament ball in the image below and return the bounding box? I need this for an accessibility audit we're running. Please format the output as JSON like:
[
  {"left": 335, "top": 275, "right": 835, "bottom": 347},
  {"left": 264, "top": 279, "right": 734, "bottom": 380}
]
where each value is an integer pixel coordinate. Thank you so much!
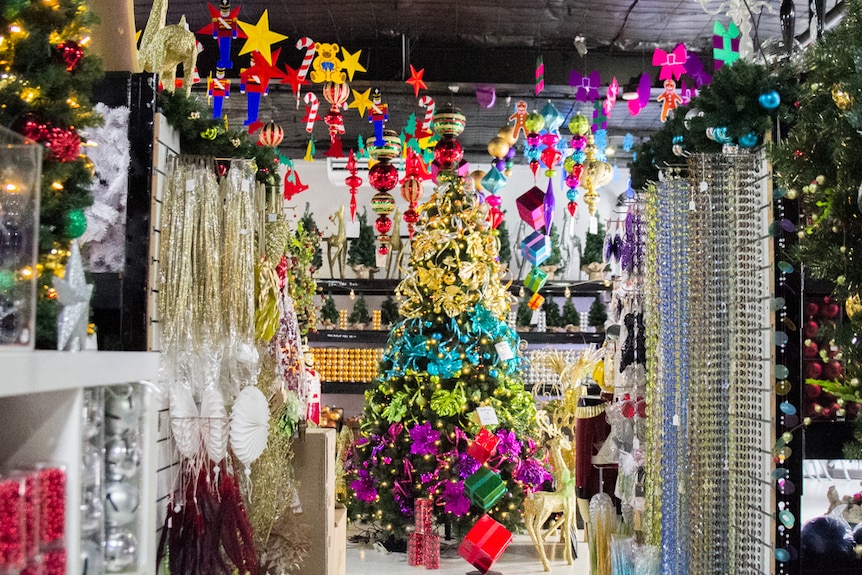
[
  {"left": 258, "top": 122, "right": 284, "bottom": 147},
  {"left": 105, "top": 385, "right": 142, "bottom": 436},
  {"left": 487, "top": 136, "right": 510, "bottom": 159},
  {"left": 56, "top": 40, "right": 84, "bottom": 71},
  {"left": 832, "top": 84, "right": 854, "bottom": 111},
  {"left": 400, "top": 176, "right": 424, "bottom": 203},
  {"left": 105, "top": 482, "right": 140, "bottom": 526},
  {"left": 105, "top": 529, "right": 138, "bottom": 571},
  {"left": 375, "top": 215, "right": 393, "bottom": 235},
  {"left": 105, "top": 438, "right": 141, "bottom": 481},
  {"left": 470, "top": 170, "right": 486, "bottom": 191},
  {"left": 524, "top": 112, "right": 545, "bottom": 134},
  {"left": 568, "top": 114, "right": 590, "bottom": 136},
  {"left": 434, "top": 137, "right": 464, "bottom": 167},
  {"left": 498, "top": 124, "right": 518, "bottom": 145},
  {"left": 367, "top": 130, "right": 402, "bottom": 161},
  {"left": 368, "top": 162, "right": 399, "bottom": 192},
  {"left": 431, "top": 107, "right": 466, "bottom": 138},
  {"left": 65, "top": 209, "right": 88, "bottom": 239},
  {"left": 846, "top": 293, "right": 862, "bottom": 324}
]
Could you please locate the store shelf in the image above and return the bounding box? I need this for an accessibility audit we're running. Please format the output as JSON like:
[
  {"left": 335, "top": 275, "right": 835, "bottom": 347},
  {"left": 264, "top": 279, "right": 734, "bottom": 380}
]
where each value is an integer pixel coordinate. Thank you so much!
[
  {"left": 316, "top": 278, "right": 612, "bottom": 297},
  {"left": 308, "top": 329, "right": 605, "bottom": 347},
  {"left": 0, "top": 350, "right": 161, "bottom": 398}
]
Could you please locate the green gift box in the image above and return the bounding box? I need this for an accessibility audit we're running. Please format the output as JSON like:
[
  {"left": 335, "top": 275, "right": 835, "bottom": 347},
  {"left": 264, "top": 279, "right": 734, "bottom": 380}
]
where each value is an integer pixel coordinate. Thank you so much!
[
  {"left": 464, "top": 466, "right": 507, "bottom": 510},
  {"left": 524, "top": 266, "right": 548, "bottom": 293}
]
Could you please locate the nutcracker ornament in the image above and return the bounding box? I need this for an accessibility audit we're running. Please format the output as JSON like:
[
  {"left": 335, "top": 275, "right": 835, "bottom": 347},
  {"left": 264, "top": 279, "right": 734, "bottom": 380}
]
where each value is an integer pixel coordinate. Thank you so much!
[
  {"left": 368, "top": 88, "right": 389, "bottom": 147},
  {"left": 207, "top": 67, "right": 231, "bottom": 119}
]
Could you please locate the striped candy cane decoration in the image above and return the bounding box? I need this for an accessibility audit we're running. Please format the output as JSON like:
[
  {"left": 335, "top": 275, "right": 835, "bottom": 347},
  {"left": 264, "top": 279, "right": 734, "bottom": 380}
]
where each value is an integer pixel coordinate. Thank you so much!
[
  {"left": 303, "top": 92, "right": 319, "bottom": 133},
  {"left": 295, "top": 37, "right": 316, "bottom": 80},
  {"left": 418, "top": 95, "right": 435, "bottom": 134}
]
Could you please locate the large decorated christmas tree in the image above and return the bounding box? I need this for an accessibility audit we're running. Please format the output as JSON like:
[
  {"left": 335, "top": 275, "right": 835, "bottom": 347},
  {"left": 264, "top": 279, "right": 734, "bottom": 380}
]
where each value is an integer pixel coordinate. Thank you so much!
[
  {"left": 0, "top": 0, "right": 103, "bottom": 347},
  {"left": 348, "top": 109, "right": 548, "bottom": 539}
]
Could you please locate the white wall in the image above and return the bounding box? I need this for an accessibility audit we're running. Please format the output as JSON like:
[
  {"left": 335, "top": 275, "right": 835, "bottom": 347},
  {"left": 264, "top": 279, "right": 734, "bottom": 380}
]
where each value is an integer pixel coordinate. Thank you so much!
[{"left": 281, "top": 156, "right": 630, "bottom": 281}]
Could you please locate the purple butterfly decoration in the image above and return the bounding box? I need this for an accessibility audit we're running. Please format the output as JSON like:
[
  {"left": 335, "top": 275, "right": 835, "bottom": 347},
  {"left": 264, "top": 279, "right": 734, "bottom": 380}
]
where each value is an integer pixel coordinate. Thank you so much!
[
  {"left": 569, "top": 69, "right": 601, "bottom": 102},
  {"left": 627, "top": 73, "right": 651, "bottom": 117},
  {"left": 652, "top": 43, "right": 688, "bottom": 81},
  {"left": 684, "top": 52, "right": 712, "bottom": 87}
]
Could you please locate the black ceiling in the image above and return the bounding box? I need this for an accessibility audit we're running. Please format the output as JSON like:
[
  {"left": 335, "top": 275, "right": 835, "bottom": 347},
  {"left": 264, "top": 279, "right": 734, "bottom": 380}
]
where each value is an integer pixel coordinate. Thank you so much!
[{"left": 132, "top": 0, "right": 841, "bottom": 158}]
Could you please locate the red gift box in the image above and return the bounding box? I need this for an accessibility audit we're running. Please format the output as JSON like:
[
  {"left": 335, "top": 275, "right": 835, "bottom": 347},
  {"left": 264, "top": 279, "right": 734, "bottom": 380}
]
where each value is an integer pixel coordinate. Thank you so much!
[
  {"left": 466, "top": 428, "right": 500, "bottom": 464},
  {"left": 457, "top": 514, "right": 513, "bottom": 573}
]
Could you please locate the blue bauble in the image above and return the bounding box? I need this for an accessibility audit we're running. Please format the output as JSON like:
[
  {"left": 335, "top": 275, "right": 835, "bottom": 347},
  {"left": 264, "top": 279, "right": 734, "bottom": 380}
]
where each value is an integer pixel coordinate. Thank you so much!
[
  {"left": 738, "top": 132, "right": 759, "bottom": 148},
  {"left": 759, "top": 90, "right": 781, "bottom": 110},
  {"left": 566, "top": 189, "right": 578, "bottom": 202},
  {"left": 713, "top": 127, "right": 733, "bottom": 145}
]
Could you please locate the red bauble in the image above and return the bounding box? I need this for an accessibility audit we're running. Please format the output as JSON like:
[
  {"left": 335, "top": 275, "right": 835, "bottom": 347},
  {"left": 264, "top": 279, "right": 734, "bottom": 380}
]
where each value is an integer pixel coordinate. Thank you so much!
[
  {"left": 258, "top": 122, "right": 284, "bottom": 147},
  {"left": 823, "top": 360, "right": 843, "bottom": 380},
  {"left": 375, "top": 215, "right": 393, "bottom": 235},
  {"left": 378, "top": 245, "right": 390, "bottom": 256},
  {"left": 805, "top": 361, "right": 823, "bottom": 379},
  {"left": 18, "top": 116, "right": 51, "bottom": 142},
  {"left": 529, "top": 159, "right": 539, "bottom": 178},
  {"left": 368, "top": 161, "right": 399, "bottom": 192},
  {"left": 345, "top": 174, "right": 363, "bottom": 190},
  {"left": 56, "top": 40, "right": 83, "bottom": 72},
  {"left": 403, "top": 209, "right": 420, "bottom": 224},
  {"left": 433, "top": 137, "right": 463, "bottom": 167},
  {"left": 567, "top": 201, "right": 578, "bottom": 216},
  {"left": 821, "top": 302, "right": 840, "bottom": 319},
  {"left": 805, "top": 383, "right": 822, "bottom": 400},
  {"left": 803, "top": 320, "right": 820, "bottom": 339},
  {"left": 488, "top": 206, "right": 503, "bottom": 229},
  {"left": 803, "top": 341, "right": 819, "bottom": 358},
  {"left": 805, "top": 301, "right": 820, "bottom": 318},
  {"left": 540, "top": 146, "right": 562, "bottom": 171}
]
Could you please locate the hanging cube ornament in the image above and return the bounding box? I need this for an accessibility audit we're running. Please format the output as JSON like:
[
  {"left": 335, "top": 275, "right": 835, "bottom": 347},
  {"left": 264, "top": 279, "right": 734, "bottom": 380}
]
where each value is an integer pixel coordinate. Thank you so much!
[
  {"left": 466, "top": 428, "right": 501, "bottom": 464},
  {"left": 527, "top": 292, "right": 545, "bottom": 311},
  {"left": 524, "top": 266, "right": 549, "bottom": 293},
  {"left": 464, "top": 466, "right": 507, "bottom": 510},
  {"left": 457, "top": 514, "right": 513, "bottom": 573},
  {"left": 520, "top": 230, "right": 552, "bottom": 266},
  {"left": 516, "top": 186, "right": 546, "bottom": 230}
]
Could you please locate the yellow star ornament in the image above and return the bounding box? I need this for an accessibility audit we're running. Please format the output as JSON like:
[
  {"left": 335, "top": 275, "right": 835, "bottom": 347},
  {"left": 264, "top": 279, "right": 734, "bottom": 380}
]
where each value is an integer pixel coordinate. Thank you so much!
[
  {"left": 340, "top": 47, "right": 367, "bottom": 81},
  {"left": 348, "top": 88, "right": 374, "bottom": 117},
  {"left": 238, "top": 10, "right": 288, "bottom": 65}
]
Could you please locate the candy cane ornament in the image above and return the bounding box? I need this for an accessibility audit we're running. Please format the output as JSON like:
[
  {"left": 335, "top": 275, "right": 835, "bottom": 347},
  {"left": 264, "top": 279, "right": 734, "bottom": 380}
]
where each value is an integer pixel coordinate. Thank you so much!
[
  {"left": 303, "top": 92, "right": 319, "bottom": 133},
  {"left": 295, "top": 37, "right": 316, "bottom": 81},
  {"left": 418, "top": 96, "right": 435, "bottom": 135}
]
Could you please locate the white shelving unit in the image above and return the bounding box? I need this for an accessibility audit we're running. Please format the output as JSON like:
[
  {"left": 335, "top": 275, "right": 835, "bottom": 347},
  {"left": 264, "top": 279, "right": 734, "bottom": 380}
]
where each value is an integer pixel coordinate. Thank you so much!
[{"left": 0, "top": 350, "right": 160, "bottom": 575}]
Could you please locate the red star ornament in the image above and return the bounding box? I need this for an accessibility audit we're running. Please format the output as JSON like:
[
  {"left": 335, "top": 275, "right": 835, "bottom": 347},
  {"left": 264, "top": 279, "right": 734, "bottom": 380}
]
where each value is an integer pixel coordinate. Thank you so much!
[
  {"left": 282, "top": 64, "right": 311, "bottom": 96},
  {"left": 405, "top": 64, "right": 427, "bottom": 97}
]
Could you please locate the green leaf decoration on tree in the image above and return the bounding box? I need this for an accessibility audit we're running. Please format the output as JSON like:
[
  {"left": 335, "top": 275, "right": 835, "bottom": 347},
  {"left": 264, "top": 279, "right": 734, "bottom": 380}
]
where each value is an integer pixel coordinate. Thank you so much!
[
  {"left": 430, "top": 385, "right": 467, "bottom": 417},
  {"left": 382, "top": 392, "right": 409, "bottom": 422}
]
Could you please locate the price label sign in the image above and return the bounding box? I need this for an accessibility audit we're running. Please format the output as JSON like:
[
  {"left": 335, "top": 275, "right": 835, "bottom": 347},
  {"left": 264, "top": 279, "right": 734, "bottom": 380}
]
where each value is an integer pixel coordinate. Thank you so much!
[{"left": 475, "top": 406, "right": 499, "bottom": 426}]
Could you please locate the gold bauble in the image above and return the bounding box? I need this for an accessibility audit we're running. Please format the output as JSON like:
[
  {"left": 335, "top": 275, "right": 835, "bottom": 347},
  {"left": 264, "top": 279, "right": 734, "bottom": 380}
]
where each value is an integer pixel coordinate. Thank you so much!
[
  {"left": 846, "top": 293, "right": 862, "bottom": 324},
  {"left": 443, "top": 272, "right": 457, "bottom": 285},
  {"left": 471, "top": 170, "right": 487, "bottom": 191},
  {"left": 487, "top": 136, "right": 510, "bottom": 159},
  {"left": 79, "top": 155, "right": 95, "bottom": 178},
  {"left": 832, "top": 85, "right": 854, "bottom": 111},
  {"left": 498, "top": 124, "right": 518, "bottom": 146}
]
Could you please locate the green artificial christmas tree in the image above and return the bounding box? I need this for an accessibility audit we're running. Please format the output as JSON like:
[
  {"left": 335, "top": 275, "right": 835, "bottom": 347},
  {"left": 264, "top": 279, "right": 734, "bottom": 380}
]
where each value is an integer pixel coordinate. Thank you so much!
[
  {"left": 543, "top": 225, "right": 563, "bottom": 269},
  {"left": 516, "top": 299, "right": 534, "bottom": 327},
  {"left": 300, "top": 203, "right": 324, "bottom": 270},
  {"left": 772, "top": 0, "right": 862, "bottom": 406},
  {"left": 497, "top": 215, "right": 512, "bottom": 266},
  {"left": 347, "top": 208, "right": 377, "bottom": 273},
  {"left": 349, "top": 293, "right": 372, "bottom": 325},
  {"left": 380, "top": 295, "right": 400, "bottom": 327},
  {"left": 588, "top": 295, "right": 608, "bottom": 329},
  {"left": 0, "top": 0, "right": 104, "bottom": 348},
  {"left": 542, "top": 297, "right": 562, "bottom": 327},
  {"left": 561, "top": 297, "right": 580, "bottom": 327},
  {"left": 582, "top": 220, "right": 606, "bottom": 268},
  {"left": 320, "top": 295, "right": 339, "bottom": 326},
  {"left": 348, "top": 114, "right": 547, "bottom": 540}
]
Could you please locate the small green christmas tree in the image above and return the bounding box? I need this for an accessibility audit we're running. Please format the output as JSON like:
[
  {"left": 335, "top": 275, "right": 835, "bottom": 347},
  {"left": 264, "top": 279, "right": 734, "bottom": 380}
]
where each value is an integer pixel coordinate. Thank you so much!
[
  {"left": 542, "top": 297, "right": 562, "bottom": 327},
  {"left": 380, "top": 295, "right": 400, "bottom": 327},
  {"left": 582, "top": 221, "right": 607, "bottom": 267},
  {"left": 561, "top": 297, "right": 580, "bottom": 327},
  {"left": 347, "top": 208, "right": 377, "bottom": 270},
  {"left": 497, "top": 215, "right": 512, "bottom": 266},
  {"left": 588, "top": 295, "right": 607, "bottom": 329},
  {"left": 543, "top": 225, "right": 563, "bottom": 268},
  {"left": 300, "top": 203, "right": 323, "bottom": 270},
  {"left": 320, "top": 295, "right": 338, "bottom": 326},
  {"left": 349, "top": 294, "right": 372, "bottom": 325},
  {"left": 516, "top": 299, "right": 534, "bottom": 327}
]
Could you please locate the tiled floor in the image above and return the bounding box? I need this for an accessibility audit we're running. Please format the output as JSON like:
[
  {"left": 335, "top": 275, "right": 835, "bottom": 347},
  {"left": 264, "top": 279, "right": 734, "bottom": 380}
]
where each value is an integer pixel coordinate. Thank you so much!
[{"left": 346, "top": 531, "right": 592, "bottom": 575}]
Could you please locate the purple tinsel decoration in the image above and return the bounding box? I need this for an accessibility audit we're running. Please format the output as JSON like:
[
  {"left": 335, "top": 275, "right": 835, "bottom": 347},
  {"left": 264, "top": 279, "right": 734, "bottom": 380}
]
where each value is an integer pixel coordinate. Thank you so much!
[
  {"left": 442, "top": 481, "right": 471, "bottom": 515},
  {"left": 457, "top": 452, "right": 482, "bottom": 478},
  {"left": 514, "top": 459, "right": 553, "bottom": 488},
  {"left": 409, "top": 422, "right": 441, "bottom": 456},
  {"left": 495, "top": 429, "right": 521, "bottom": 458}
]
